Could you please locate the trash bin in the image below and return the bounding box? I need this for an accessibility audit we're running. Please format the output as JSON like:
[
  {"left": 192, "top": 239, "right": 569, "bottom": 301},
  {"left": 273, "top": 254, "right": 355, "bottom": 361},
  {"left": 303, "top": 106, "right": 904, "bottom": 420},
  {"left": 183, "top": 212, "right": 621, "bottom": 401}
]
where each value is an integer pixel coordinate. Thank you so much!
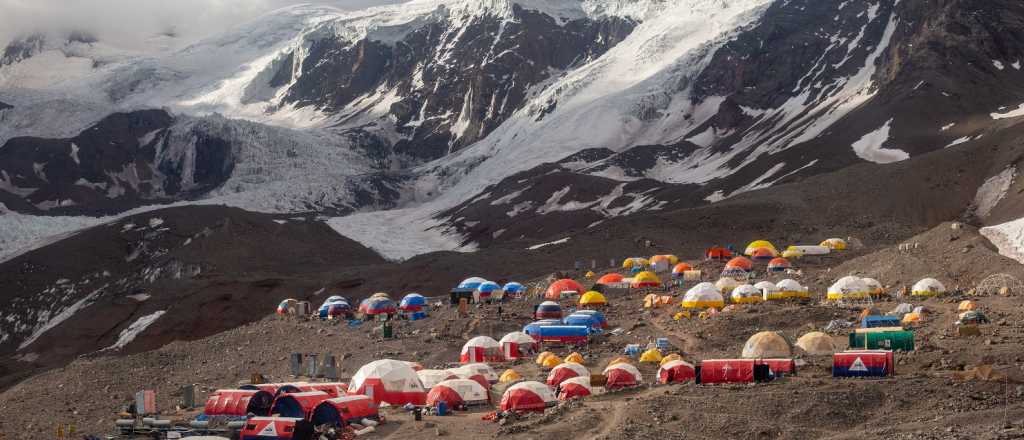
[{"left": 383, "top": 324, "right": 393, "bottom": 339}]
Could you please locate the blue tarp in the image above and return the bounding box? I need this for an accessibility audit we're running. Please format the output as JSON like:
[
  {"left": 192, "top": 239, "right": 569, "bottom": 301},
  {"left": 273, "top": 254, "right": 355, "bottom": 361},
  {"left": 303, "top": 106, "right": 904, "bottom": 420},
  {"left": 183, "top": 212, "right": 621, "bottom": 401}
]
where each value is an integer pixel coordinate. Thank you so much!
[{"left": 861, "top": 316, "right": 901, "bottom": 328}]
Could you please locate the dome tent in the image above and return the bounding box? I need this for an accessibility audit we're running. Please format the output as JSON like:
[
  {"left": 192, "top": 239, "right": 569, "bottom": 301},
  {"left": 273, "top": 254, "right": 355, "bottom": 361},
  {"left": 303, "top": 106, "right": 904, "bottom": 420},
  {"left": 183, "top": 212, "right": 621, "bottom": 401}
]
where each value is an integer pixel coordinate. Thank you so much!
[
  {"left": 545, "top": 279, "right": 585, "bottom": 299},
  {"left": 603, "top": 363, "right": 642, "bottom": 389},
  {"left": 672, "top": 263, "right": 694, "bottom": 278},
  {"left": 828, "top": 276, "right": 871, "bottom": 301},
  {"left": 682, "top": 282, "right": 725, "bottom": 309},
  {"left": 557, "top": 376, "right": 594, "bottom": 400},
  {"left": 399, "top": 293, "right": 427, "bottom": 312},
  {"left": 567, "top": 309, "right": 608, "bottom": 329},
  {"left": 622, "top": 257, "right": 650, "bottom": 269},
  {"left": 362, "top": 297, "right": 397, "bottom": 316},
  {"left": 659, "top": 353, "right": 682, "bottom": 366},
  {"left": 499, "top": 369, "right": 523, "bottom": 383},
  {"left": 754, "top": 281, "right": 781, "bottom": 300},
  {"left": 475, "top": 281, "right": 502, "bottom": 302},
  {"left": 862, "top": 278, "right": 884, "bottom": 297},
  {"left": 716, "top": 277, "right": 740, "bottom": 294},
  {"left": 639, "top": 348, "right": 663, "bottom": 364},
  {"left": 776, "top": 279, "right": 808, "bottom": 299},
  {"left": 657, "top": 360, "right": 696, "bottom": 384},
  {"left": 705, "top": 247, "right": 734, "bottom": 260},
  {"left": 500, "top": 381, "right": 556, "bottom": 413},
  {"left": 460, "top": 336, "right": 502, "bottom": 363},
  {"left": 631, "top": 271, "right": 662, "bottom": 288},
  {"left": 725, "top": 256, "right": 754, "bottom": 271},
  {"left": 417, "top": 369, "right": 459, "bottom": 389},
  {"left": 535, "top": 301, "right": 564, "bottom": 319},
  {"left": 449, "top": 363, "right": 498, "bottom": 385},
  {"left": 742, "top": 332, "right": 792, "bottom": 358},
  {"left": 536, "top": 351, "right": 556, "bottom": 366},
  {"left": 349, "top": 359, "right": 426, "bottom": 405},
  {"left": 564, "top": 352, "right": 585, "bottom": 364},
  {"left": 426, "top": 379, "right": 489, "bottom": 408},
  {"left": 750, "top": 247, "right": 777, "bottom": 261},
  {"left": 596, "top": 273, "right": 625, "bottom": 285},
  {"left": 958, "top": 300, "right": 977, "bottom": 312},
  {"left": 500, "top": 332, "right": 539, "bottom": 360},
  {"left": 820, "top": 238, "right": 848, "bottom": 250},
  {"left": 731, "top": 284, "right": 762, "bottom": 304},
  {"left": 767, "top": 257, "right": 791, "bottom": 272},
  {"left": 745, "top": 240, "right": 779, "bottom": 255},
  {"left": 457, "top": 277, "right": 487, "bottom": 290},
  {"left": 795, "top": 332, "right": 835, "bottom": 355},
  {"left": 606, "top": 356, "right": 633, "bottom": 368},
  {"left": 547, "top": 362, "right": 590, "bottom": 387},
  {"left": 579, "top": 291, "right": 608, "bottom": 307},
  {"left": 912, "top": 278, "right": 946, "bottom": 297},
  {"left": 503, "top": 282, "right": 526, "bottom": 297}
]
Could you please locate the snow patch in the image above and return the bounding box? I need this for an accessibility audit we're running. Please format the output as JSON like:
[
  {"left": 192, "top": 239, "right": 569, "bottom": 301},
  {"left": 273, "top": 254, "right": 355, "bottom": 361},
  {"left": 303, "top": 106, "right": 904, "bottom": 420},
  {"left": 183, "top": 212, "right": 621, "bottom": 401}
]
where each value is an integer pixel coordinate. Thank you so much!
[
  {"left": 993, "top": 60, "right": 1005, "bottom": 70},
  {"left": 105, "top": 310, "right": 166, "bottom": 351},
  {"left": 974, "top": 166, "right": 1016, "bottom": 218},
  {"left": 18, "top": 287, "right": 103, "bottom": 351},
  {"left": 981, "top": 217, "right": 1024, "bottom": 265},
  {"left": 991, "top": 103, "right": 1024, "bottom": 120},
  {"left": 527, "top": 237, "right": 570, "bottom": 250},
  {"left": 850, "top": 118, "right": 908, "bottom": 163}
]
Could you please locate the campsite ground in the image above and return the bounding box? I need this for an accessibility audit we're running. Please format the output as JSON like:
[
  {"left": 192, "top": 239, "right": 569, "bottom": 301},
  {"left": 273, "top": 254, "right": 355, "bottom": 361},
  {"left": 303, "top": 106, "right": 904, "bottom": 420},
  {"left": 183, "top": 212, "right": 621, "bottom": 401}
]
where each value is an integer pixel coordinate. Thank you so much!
[{"left": 2, "top": 223, "right": 1024, "bottom": 439}]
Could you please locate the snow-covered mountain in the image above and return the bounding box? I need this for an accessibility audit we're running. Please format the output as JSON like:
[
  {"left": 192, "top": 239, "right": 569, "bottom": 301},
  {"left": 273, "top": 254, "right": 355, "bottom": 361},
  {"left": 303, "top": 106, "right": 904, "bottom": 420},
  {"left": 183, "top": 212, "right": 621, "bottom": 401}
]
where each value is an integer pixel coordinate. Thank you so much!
[{"left": 3, "top": 0, "right": 1024, "bottom": 260}]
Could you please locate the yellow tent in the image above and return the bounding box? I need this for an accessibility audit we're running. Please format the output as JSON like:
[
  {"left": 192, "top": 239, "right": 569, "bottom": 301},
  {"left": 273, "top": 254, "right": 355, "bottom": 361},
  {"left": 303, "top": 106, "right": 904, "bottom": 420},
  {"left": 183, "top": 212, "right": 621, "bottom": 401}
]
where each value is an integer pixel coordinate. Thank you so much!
[
  {"left": 607, "top": 356, "right": 633, "bottom": 368},
  {"left": 781, "top": 248, "right": 803, "bottom": 259},
  {"left": 901, "top": 312, "right": 923, "bottom": 326},
  {"left": 499, "top": 369, "right": 523, "bottom": 383},
  {"left": 541, "top": 354, "right": 562, "bottom": 368},
  {"left": 536, "top": 351, "right": 555, "bottom": 366},
  {"left": 639, "top": 348, "right": 663, "bottom": 363},
  {"left": 565, "top": 352, "right": 585, "bottom": 364},
  {"left": 579, "top": 291, "right": 608, "bottom": 306},
  {"left": 622, "top": 257, "right": 650, "bottom": 269},
  {"left": 820, "top": 238, "right": 848, "bottom": 250},
  {"left": 584, "top": 271, "right": 596, "bottom": 279},
  {"left": 744, "top": 240, "right": 778, "bottom": 255},
  {"left": 631, "top": 271, "right": 663, "bottom": 288},
  {"left": 659, "top": 353, "right": 682, "bottom": 366},
  {"left": 650, "top": 254, "right": 680, "bottom": 265}
]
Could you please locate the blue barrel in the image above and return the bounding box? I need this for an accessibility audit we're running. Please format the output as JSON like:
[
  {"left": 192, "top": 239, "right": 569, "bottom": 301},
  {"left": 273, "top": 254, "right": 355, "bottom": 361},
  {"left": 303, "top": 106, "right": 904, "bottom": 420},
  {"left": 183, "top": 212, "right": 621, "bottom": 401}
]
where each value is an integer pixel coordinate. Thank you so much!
[{"left": 436, "top": 400, "right": 449, "bottom": 416}]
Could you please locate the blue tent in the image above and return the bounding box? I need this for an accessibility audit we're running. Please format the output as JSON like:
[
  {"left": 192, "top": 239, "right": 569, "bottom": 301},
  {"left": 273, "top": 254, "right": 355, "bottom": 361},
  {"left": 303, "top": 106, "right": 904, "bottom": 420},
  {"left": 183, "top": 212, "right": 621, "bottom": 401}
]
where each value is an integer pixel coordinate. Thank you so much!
[
  {"left": 457, "top": 277, "right": 487, "bottom": 290},
  {"left": 524, "top": 325, "right": 590, "bottom": 345},
  {"left": 861, "top": 316, "right": 901, "bottom": 328},
  {"left": 503, "top": 282, "right": 525, "bottom": 295},
  {"left": 564, "top": 314, "right": 603, "bottom": 330},
  {"left": 400, "top": 293, "right": 427, "bottom": 311}
]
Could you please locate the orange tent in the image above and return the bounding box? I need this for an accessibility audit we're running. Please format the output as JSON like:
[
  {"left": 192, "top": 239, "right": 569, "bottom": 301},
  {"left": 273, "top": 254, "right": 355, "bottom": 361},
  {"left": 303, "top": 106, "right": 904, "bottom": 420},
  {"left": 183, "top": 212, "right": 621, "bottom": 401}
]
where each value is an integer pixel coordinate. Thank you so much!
[
  {"left": 596, "top": 273, "right": 624, "bottom": 285},
  {"left": 724, "top": 257, "right": 754, "bottom": 271},
  {"left": 545, "top": 279, "right": 585, "bottom": 300},
  {"left": 750, "top": 248, "right": 777, "bottom": 261},
  {"left": 672, "top": 263, "right": 693, "bottom": 274},
  {"left": 767, "top": 257, "right": 791, "bottom": 272},
  {"left": 705, "top": 247, "right": 734, "bottom": 260}
]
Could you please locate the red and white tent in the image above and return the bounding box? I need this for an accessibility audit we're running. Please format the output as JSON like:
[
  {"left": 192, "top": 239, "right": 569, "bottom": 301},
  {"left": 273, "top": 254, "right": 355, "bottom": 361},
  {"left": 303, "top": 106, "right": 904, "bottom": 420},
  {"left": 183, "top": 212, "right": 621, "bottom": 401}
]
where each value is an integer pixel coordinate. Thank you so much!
[
  {"left": 449, "top": 363, "right": 498, "bottom": 384},
  {"left": 416, "top": 369, "right": 459, "bottom": 389},
  {"left": 657, "top": 360, "right": 696, "bottom": 384},
  {"left": 500, "top": 381, "right": 556, "bottom": 413},
  {"left": 349, "top": 359, "right": 427, "bottom": 406},
  {"left": 426, "top": 379, "right": 490, "bottom": 408},
  {"left": 603, "top": 363, "right": 642, "bottom": 389},
  {"left": 557, "top": 376, "right": 593, "bottom": 401},
  {"left": 297, "top": 382, "right": 349, "bottom": 398},
  {"left": 499, "top": 332, "right": 539, "bottom": 360},
  {"left": 546, "top": 362, "right": 590, "bottom": 388},
  {"left": 460, "top": 336, "right": 503, "bottom": 363}
]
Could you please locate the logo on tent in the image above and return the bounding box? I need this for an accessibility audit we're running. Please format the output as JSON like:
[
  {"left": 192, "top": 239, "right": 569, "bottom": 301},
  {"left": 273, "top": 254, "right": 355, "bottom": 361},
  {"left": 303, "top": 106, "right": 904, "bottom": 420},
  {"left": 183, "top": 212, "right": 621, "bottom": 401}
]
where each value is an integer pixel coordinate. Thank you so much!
[
  {"left": 257, "top": 422, "right": 279, "bottom": 436},
  {"left": 849, "top": 357, "right": 868, "bottom": 372}
]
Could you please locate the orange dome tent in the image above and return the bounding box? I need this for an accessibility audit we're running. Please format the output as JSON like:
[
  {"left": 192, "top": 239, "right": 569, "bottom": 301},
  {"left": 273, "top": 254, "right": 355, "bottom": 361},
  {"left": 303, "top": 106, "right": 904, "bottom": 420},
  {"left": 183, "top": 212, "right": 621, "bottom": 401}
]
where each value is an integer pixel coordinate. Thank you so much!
[
  {"left": 725, "top": 256, "right": 754, "bottom": 271},
  {"left": 767, "top": 257, "right": 791, "bottom": 272},
  {"left": 750, "top": 247, "right": 777, "bottom": 261},
  {"left": 596, "top": 273, "right": 624, "bottom": 285},
  {"left": 545, "top": 279, "right": 585, "bottom": 300}
]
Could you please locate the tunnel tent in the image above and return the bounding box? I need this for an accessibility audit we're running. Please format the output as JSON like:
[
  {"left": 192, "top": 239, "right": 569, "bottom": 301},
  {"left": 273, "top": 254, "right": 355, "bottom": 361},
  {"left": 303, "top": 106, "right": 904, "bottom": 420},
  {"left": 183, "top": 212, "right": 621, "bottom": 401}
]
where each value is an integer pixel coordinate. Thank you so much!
[
  {"left": 204, "top": 389, "right": 274, "bottom": 417},
  {"left": 310, "top": 395, "right": 379, "bottom": 427},
  {"left": 270, "top": 391, "right": 331, "bottom": 419},
  {"left": 657, "top": 360, "right": 696, "bottom": 384}
]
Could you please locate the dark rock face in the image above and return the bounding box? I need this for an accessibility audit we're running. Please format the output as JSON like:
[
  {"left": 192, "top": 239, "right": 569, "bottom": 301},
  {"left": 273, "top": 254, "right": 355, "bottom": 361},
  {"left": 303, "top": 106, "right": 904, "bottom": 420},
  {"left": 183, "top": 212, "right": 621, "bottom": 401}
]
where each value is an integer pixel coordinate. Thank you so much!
[
  {"left": 0, "top": 101, "right": 11, "bottom": 111},
  {"left": 280, "top": 6, "right": 635, "bottom": 162},
  {"left": 1, "top": 33, "right": 45, "bottom": 66},
  {"left": 0, "top": 110, "right": 235, "bottom": 215}
]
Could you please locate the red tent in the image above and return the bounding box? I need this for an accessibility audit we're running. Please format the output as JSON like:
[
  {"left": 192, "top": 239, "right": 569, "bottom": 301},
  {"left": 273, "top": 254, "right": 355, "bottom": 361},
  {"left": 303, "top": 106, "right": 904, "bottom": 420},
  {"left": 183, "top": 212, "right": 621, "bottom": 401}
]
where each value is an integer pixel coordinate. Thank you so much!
[
  {"left": 546, "top": 363, "right": 589, "bottom": 387},
  {"left": 349, "top": 360, "right": 427, "bottom": 406},
  {"left": 705, "top": 247, "right": 734, "bottom": 260},
  {"left": 310, "top": 395, "right": 379, "bottom": 426},
  {"left": 657, "top": 360, "right": 696, "bottom": 384},
  {"left": 544, "top": 279, "right": 584, "bottom": 300},
  {"left": 425, "top": 379, "right": 490, "bottom": 408},
  {"left": 556, "top": 376, "right": 593, "bottom": 400},
  {"left": 500, "top": 381, "right": 556, "bottom": 413},
  {"left": 239, "top": 417, "right": 300, "bottom": 439},
  {"left": 603, "top": 363, "right": 642, "bottom": 390},
  {"left": 460, "top": 336, "right": 502, "bottom": 363},
  {"left": 270, "top": 391, "right": 331, "bottom": 419},
  {"left": 699, "top": 359, "right": 757, "bottom": 384},
  {"left": 297, "top": 383, "right": 348, "bottom": 398},
  {"left": 204, "top": 389, "right": 274, "bottom": 417},
  {"left": 596, "top": 273, "right": 624, "bottom": 285}
]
